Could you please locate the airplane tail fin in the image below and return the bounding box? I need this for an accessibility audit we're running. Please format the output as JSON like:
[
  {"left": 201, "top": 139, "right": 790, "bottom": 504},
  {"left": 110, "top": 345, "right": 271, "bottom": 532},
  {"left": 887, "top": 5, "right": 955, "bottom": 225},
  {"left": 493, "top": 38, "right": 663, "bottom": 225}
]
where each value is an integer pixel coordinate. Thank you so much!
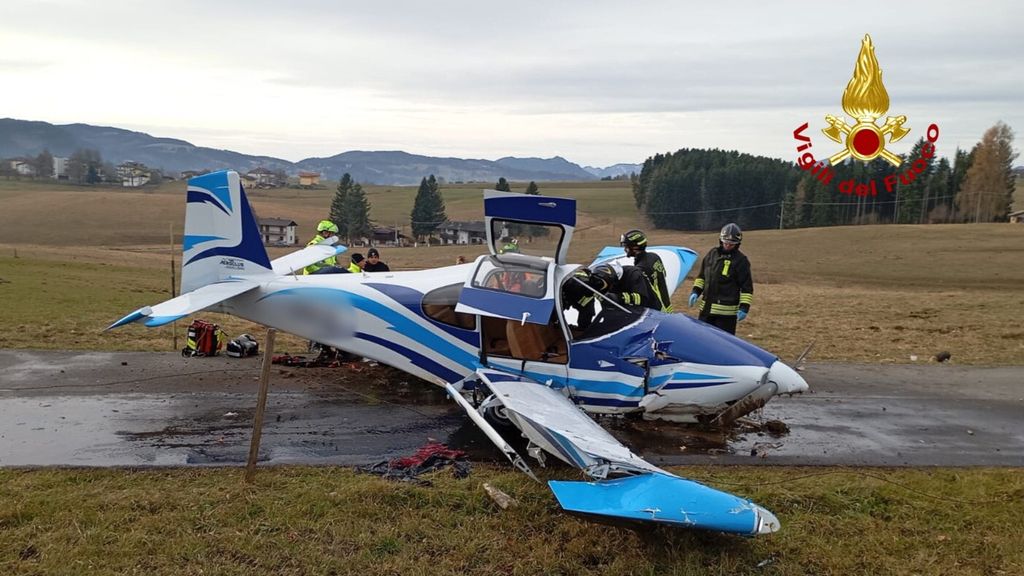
[{"left": 181, "top": 170, "right": 272, "bottom": 293}]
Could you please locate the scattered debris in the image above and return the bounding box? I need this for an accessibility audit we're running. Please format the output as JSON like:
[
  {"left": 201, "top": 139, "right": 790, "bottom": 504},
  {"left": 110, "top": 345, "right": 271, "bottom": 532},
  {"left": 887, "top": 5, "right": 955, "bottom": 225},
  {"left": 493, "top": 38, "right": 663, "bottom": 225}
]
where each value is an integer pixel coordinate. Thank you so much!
[
  {"left": 357, "top": 442, "right": 471, "bottom": 486},
  {"left": 793, "top": 339, "right": 815, "bottom": 371},
  {"left": 756, "top": 557, "right": 775, "bottom": 569},
  {"left": 934, "top": 351, "right": 952, "bottom": 363},
  {"left": 762, "top": 420, "right": 790, "bottom": 436},
  {"left": 120, "top": 361, "right": 128, "bottom": 366},
  {"left": 223, "top": 412, "right": 238, "bottom": 418},
  {"left": 272, "top": 348, "right": 363, "bottom": 368},
  {"left": 909, "top": 354, "right": 918, "bottom": 362},
  {"left": 966, "top": 430, "right": 974, "bottom": 435},
  {"left": 483, "top": 483, "right": 517, "bottom": 509},
  {"left": 750, "top": 442, "right": 783, "bottom": 458}
]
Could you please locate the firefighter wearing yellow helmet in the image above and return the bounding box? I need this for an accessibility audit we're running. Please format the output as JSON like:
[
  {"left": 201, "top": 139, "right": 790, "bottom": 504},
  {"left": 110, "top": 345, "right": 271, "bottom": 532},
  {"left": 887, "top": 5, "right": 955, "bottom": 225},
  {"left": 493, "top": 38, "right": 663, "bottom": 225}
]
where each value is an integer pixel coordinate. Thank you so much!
[{"left": 303, "top": 220, "right": 345, "bottom": 275}]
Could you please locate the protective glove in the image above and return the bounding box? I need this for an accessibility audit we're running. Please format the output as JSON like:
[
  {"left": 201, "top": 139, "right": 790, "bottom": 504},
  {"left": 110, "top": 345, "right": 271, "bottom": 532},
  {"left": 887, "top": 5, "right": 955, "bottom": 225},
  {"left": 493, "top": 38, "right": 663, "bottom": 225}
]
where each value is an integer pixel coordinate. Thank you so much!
[
  {"left": 688, "top": 293, "right": 698, "bottom": 307},
  {"left": 737, "top": 309, "right": 748, "bottom": 322}
]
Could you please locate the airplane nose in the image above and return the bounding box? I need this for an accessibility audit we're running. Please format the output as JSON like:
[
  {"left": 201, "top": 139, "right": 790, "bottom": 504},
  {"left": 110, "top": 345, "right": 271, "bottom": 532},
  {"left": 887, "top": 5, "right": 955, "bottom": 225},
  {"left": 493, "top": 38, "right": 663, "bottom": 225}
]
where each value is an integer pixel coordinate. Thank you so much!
[{"left": 768, "top": 360, "right": 809, "bottom": 394}]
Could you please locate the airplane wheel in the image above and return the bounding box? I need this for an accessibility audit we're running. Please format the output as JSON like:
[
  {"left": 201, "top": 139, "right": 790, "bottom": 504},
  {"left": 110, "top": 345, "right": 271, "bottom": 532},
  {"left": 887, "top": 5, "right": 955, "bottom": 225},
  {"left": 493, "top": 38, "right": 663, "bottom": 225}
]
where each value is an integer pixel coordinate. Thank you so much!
[{"left": 483, "top": 404, "right": 516, "bottom": 432}]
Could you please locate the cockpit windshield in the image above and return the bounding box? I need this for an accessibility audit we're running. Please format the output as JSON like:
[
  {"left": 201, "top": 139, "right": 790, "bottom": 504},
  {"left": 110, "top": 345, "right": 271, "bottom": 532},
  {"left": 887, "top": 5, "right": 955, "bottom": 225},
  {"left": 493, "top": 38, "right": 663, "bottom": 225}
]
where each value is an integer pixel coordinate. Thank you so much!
[{"left": 470, "top": 257, "right": 547, "bottom": 298}]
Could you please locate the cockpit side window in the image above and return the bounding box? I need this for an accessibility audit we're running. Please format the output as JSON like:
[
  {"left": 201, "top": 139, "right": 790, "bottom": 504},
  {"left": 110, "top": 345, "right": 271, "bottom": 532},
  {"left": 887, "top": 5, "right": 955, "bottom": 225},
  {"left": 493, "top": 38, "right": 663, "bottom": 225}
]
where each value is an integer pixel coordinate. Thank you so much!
[{"left": 421, "top": 283, "right": 477, "bottom": 330}]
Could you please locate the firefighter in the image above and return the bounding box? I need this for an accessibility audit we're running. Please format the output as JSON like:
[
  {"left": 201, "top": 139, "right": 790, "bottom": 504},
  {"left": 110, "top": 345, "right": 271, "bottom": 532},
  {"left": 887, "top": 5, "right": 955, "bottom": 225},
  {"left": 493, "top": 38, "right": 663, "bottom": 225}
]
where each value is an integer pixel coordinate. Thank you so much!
[
  {"left": 303, "top": 220, "right": 347, "bottom": 274},
  {"left": 620, "top": 229, "right": 672, "bottom": 311},
  {"left": 592, "top": 261, "right": 660, "bottom": 311},
  {"left": 561, "top": 268, "right": 604, "bottom": 332},
  {"left": 688, "top": 223, "right": 752, "bottom": 335},
  {"left": 498, "top": 238, "right": 519, "bottom": 254}
]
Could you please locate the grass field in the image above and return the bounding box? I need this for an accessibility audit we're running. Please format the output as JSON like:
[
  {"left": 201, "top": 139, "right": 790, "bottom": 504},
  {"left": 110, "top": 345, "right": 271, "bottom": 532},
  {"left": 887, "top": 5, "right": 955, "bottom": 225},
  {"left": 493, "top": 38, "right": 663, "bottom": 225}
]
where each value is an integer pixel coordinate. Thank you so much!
[
  {"left": 2, "top": 178, "right": 1022, "bottom": 363},
  {"left": 1, "top": 466, "right": 1021, "bottom": 575}
]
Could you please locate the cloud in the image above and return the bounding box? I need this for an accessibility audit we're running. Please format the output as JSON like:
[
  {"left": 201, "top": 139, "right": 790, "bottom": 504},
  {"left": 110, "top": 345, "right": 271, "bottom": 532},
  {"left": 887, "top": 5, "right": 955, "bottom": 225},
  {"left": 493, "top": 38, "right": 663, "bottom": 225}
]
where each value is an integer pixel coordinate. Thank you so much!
[{"left": 2, "top": 0, "right": 1022, "bottom": 166}]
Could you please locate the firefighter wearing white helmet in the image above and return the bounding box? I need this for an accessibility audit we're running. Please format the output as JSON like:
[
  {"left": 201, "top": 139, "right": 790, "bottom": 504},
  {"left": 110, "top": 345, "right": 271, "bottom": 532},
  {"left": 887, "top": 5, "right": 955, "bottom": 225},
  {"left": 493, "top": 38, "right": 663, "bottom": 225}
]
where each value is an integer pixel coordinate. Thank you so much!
[
  {"left": 591, "top": 260, "right": 660, "bottom": 311},
  {"left": 688, "top": 223, "right": 753, "bottom": 335},
  {"left": 303, "top": 220, "right": 345, "bottom": 275}
]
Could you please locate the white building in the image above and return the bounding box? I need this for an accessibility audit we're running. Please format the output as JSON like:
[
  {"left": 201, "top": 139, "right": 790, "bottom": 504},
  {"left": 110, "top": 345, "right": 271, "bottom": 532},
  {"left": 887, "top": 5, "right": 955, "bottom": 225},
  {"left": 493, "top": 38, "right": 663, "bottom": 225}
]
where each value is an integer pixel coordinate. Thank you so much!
[
  {"left": 52, "top": 156, "right": 68, "bottom": 179},
  {"left": 259, "top": 218, "right": 298, "bottom": 246}
]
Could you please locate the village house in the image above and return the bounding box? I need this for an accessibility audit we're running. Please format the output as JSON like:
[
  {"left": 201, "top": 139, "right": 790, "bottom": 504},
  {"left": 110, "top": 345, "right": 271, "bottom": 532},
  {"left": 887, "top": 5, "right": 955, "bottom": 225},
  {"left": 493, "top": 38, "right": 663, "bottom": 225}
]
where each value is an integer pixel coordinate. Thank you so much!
[
  {"left": 258, "top": 218, "right": 298, "bottom": 246},
  {"left": 298, "top": 171, "right": 321, "bottom": 187},
  {"left": 246, "top": 167, "right": 280, "bottom": 188},
  {"left": 179, "top": 169, "right": 209, "bottom": 180},
  {"left": 345, "top": 226, "right": 410, "bottom": 247},
  {"left": 239, "top": 173, "right": 258, "bottom": 190},
  {"left": 117, "top": 162, "right": 151, "bottom": 187},
  {"left": 1009, "top": 210, "right": 1024, "bottom": 224},
  {"left": 8, "top": 158, "right": 36, "bottom": 176},
  {"left": 437, "top": 221, "right": 489, "bottom": 245}
]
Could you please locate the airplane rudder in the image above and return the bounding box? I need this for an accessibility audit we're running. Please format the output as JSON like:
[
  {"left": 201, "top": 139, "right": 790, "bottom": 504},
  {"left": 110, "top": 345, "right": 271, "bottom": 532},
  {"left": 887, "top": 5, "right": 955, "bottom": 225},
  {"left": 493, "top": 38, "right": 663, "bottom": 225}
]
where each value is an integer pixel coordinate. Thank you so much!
[{"left": 181, "top": 170, "right": 271, "bottom": 292}]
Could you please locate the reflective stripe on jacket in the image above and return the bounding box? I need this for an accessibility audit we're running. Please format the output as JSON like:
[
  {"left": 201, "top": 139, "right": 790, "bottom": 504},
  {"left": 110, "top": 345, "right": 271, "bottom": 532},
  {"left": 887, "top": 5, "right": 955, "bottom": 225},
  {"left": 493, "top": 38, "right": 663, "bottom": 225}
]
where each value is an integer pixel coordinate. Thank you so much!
[
  {"left": 634, "top": 251, "right": 673, "bottom": 312},
  {"left": 691, "top": 246, "right": 753, "bottom": 317},
  {"left": 302, "top": 234, "right": 337, "bottom": 274}
]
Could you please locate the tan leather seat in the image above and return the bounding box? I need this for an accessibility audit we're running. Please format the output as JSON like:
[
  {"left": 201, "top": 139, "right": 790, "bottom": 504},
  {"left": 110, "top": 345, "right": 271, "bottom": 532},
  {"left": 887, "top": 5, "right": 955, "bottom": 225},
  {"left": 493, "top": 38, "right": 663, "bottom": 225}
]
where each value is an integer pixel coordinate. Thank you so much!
[{"left": 506, "top": 321, "right": 567, "bottom": 363}]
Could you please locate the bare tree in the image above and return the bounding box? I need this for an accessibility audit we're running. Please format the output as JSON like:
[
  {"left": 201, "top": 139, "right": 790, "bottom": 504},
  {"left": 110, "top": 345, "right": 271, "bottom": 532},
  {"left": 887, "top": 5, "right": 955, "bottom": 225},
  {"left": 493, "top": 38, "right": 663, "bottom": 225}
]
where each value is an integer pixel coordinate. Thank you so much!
[
  {"left": 957, "top": 123, "right": 1017, "bottom": 222},
  {"left": 33, "top": 149, "right": 54, "bottom": 178}
]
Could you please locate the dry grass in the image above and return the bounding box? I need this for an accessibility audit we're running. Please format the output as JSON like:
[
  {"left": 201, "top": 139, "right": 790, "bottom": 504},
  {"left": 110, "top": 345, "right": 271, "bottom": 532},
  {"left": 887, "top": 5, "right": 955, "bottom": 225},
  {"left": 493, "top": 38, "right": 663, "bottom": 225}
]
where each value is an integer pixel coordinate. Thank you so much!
[
  {"left": 1, "top": 177, "right": 1023, "bottom": 364},
  {"left": 2, "top": 180, "right": 1023, "bottom": 574}
]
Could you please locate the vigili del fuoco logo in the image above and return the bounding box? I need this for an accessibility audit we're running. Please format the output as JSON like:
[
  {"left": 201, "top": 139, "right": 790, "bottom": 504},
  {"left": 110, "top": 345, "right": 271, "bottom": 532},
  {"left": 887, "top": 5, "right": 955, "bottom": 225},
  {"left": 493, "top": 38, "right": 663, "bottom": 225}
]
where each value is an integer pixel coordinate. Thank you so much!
[{"left": 793, "top": 34, "right": 940, "bottom": 197}]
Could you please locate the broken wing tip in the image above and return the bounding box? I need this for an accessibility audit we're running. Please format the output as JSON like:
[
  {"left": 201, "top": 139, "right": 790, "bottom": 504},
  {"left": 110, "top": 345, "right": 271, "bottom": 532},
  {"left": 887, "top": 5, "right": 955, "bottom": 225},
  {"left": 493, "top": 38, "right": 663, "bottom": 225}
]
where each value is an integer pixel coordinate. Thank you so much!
[{"left": 104, "top": 306, "right": 154, "bottom": 331}]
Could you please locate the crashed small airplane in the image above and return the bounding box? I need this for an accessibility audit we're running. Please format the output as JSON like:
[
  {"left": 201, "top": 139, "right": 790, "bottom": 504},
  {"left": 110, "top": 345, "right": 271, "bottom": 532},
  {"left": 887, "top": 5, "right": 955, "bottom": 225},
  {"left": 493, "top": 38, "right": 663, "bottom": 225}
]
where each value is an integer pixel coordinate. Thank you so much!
[{"left": 109, "top": 170, "right": 808, "bottom": 535}]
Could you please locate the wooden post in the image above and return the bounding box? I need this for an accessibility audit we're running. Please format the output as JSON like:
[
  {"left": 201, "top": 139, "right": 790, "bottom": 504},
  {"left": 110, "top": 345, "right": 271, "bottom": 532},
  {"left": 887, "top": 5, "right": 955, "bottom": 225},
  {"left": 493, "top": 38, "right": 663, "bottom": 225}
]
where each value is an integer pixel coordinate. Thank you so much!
[
  {"left": 170, "top": 222, "right": 177, "bottom": 351},
  {"left": 244, "top": 328, "right": 276, "bottom": 483}
]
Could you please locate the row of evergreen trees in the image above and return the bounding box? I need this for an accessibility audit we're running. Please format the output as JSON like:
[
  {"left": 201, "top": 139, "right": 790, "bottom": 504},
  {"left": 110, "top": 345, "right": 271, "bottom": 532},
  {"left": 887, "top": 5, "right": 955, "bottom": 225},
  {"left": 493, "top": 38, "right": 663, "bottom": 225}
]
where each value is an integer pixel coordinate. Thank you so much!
[
  {"left": 329, "top": 173, "right": 544, "bottom": 243},
  {"left": 633, "top": 122, "right": 1018, "bottom": 231}
]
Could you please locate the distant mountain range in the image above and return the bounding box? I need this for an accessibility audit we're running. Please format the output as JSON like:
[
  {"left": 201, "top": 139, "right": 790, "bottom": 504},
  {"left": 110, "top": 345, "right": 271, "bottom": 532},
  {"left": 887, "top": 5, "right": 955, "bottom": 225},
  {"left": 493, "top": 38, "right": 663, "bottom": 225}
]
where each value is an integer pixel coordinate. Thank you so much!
[{"left": 0, "top": 118, "right": 640, "bottom": 185}]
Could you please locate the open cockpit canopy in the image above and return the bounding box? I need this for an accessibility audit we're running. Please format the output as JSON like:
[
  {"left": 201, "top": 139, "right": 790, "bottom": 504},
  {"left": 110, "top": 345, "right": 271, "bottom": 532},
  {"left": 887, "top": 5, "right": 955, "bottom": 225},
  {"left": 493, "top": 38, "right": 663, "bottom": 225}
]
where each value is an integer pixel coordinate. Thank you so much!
[{"left": 484, "top": 190, "right": 575, "bottom": 264}]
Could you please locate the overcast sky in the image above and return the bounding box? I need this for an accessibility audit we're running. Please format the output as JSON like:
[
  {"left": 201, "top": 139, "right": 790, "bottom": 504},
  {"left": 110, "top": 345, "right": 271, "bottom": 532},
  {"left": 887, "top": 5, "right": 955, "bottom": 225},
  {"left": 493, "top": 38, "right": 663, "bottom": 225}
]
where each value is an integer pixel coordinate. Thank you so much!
[{"left": 2, "top": 0, "right": 1021, "bottom": 167}]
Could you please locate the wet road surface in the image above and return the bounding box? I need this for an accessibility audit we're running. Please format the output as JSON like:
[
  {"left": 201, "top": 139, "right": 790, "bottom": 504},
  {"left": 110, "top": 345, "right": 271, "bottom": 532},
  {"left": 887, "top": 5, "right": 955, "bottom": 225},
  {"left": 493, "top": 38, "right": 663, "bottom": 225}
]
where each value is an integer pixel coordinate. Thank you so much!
[{"left": 1, "top": 350, "right": 1021, "bottom": 467}]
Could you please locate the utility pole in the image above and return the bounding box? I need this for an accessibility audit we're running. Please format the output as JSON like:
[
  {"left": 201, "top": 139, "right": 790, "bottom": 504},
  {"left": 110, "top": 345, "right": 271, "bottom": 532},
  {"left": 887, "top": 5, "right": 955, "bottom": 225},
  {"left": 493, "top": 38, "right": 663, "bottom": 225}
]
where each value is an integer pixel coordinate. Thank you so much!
[
  {"left": 894, "top": 185, "right": 901, "bottom": 224},
  {"left": 779, "top": 202, "right": 784, "bottom": 230}
]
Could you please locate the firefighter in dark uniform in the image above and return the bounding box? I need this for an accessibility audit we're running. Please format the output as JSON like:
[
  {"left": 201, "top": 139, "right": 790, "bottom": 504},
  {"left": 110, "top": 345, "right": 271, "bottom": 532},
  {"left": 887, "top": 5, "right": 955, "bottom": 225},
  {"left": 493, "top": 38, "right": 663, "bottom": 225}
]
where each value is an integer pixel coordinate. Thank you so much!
[
  {"left": 688, "top": 223, "right": 752, "bottom": 335},
  {"left": 561, "top": 268, "right": 605, "bottom": 332},
  {"left": 592, "top": 261, "right": 660, "bottom": 311},
  {"left": 621, "top": 229, "right": 672, "bottom": 311}
]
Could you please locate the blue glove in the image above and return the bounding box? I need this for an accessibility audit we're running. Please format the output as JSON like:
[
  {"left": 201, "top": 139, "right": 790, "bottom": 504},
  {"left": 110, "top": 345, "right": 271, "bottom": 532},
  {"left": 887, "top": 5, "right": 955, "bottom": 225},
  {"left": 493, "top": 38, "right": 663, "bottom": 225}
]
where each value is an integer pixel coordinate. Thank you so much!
[
  {"left": 688, "top": 293, "right": 698, "bottom": 307},
  {"left": 737, "top": 309, "right": 748, "bottom": 322}
]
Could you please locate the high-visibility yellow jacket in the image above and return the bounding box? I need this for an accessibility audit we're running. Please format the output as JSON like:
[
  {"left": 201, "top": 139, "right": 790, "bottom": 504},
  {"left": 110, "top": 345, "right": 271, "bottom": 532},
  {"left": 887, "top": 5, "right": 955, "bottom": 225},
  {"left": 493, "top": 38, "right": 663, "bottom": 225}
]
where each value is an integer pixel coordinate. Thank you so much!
[{"left": 302, "top": 234, "right": 337, "bottom": 274}]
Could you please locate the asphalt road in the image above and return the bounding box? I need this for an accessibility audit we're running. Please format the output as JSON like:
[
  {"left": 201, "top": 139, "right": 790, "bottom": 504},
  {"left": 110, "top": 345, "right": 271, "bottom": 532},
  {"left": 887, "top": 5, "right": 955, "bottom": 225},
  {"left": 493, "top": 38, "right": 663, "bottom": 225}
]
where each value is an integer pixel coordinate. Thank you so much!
[{"left": 1, "top": 350, "right": 1021, "bottom": 468}]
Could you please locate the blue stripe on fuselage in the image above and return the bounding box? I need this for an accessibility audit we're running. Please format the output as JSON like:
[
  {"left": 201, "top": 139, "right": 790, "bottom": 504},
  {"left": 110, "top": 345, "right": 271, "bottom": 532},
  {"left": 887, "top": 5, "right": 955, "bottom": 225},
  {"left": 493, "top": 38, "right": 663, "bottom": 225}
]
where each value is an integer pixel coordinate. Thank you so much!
[
  {"left": 364, "top": 283, "right": 479, "bottom": 347},
  {"left": 259, "top": 287, "right": 478, "bottom": 381},
  {"left": 356, "top": 332, "right": 463, "bottom": 382}
]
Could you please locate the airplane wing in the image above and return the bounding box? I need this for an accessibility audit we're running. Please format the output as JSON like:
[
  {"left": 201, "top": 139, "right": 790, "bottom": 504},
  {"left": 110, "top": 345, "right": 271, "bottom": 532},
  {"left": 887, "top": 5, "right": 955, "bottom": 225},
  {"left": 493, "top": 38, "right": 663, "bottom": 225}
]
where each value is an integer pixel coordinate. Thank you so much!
[
  {"left": 270, "top": 242, "right": 347, "bottom": 275},
  {"left": 590, "top": 245, "right": 699, "bottom": 296},
  {"left": 106, "top": 279, "right": 260, "bottom": 329},
  {"left": 449, "top": 367, "right": 780, "bottom": 535}
]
